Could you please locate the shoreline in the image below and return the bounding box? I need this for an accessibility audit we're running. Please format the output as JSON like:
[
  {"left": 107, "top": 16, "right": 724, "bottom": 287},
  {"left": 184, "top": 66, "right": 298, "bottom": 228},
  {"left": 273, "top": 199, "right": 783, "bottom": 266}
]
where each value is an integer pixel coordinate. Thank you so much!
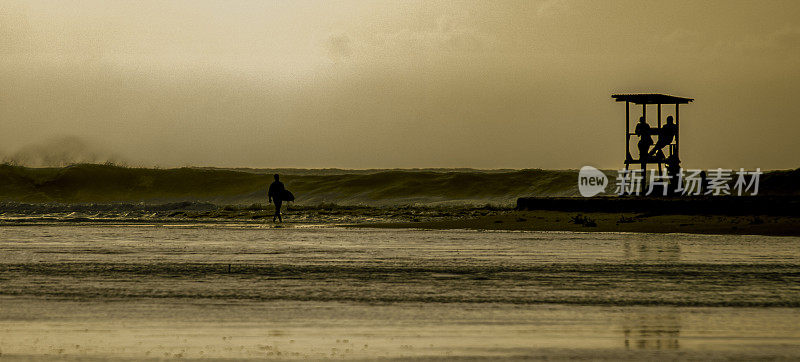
[
  {"left": 3, "top": 200, "right": 800, "bottom": 236},
  {"left": 353, "top": 210, "right": 800, "bottom": 237},
  {"left": 2, "top": 210, "right": 799, "bottom": 237}
]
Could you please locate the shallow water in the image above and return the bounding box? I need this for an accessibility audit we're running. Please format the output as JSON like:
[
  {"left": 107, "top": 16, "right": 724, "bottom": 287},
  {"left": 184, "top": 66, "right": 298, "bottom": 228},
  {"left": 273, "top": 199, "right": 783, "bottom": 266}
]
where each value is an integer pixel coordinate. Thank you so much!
[{"left": 0, "top": 225, "right": 799, "bottom": 359}]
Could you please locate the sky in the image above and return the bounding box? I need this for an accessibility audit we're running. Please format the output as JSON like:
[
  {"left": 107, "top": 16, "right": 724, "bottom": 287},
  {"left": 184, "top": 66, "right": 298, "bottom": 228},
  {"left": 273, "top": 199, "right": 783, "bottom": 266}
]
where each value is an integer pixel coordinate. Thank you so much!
[{"left": 1, "top": 0, "right": 799, "bottom": 169}]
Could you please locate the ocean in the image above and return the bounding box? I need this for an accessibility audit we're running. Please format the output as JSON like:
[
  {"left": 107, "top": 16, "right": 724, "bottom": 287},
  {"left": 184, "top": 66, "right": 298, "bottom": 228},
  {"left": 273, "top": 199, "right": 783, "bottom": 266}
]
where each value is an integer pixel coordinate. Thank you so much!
[
  {"left": 2, "top": 164, "right": 798, "bottom": 206},
  {"left": 1, "top": 225, "right": 799, "bottom": 359}
]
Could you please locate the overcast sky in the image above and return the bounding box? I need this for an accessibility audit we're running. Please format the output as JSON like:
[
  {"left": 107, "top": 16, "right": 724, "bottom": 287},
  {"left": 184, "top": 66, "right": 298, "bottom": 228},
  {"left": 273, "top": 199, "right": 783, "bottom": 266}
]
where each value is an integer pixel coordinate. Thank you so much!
[{"left": 2, "top": 0, "right": 799, "bottom": 169}]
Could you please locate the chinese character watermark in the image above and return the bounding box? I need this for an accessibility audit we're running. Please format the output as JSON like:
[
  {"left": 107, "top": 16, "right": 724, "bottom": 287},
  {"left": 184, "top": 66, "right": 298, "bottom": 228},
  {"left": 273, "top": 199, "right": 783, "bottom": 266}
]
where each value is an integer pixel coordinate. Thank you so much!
[{"left": 579, "top": 167, "right": 762, "bottom": 197}]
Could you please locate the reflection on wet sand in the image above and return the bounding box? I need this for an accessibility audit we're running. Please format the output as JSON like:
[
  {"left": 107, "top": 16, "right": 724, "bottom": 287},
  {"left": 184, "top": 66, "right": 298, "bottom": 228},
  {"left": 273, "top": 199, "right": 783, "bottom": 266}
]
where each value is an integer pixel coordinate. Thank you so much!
[
  {"left": 623, "top": 239, "right": 681, "bottom": 262},
  {"left": 622, "top": 310, "right": 681, "bottom": 350},
  {"left": 620, "top": 241, "right": 683, "bottom": 351},
  {"left": 2, "top": 299, "right": 799, "bottom": 360}
]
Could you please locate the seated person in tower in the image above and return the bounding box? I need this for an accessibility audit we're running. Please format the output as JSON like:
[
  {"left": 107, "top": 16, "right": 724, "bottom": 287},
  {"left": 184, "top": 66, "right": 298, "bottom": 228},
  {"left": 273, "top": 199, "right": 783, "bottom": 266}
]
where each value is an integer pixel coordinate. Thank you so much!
[
  {"left": 634, "top": 116, "right": 653, "bottom": 162},
  {"left": 649, "top": 116, "right": 677, "bottom": 158}
]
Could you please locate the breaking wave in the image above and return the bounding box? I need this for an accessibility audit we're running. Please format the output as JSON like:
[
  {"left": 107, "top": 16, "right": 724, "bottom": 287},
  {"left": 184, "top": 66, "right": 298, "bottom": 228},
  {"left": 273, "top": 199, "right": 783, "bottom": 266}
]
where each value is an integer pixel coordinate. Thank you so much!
[{"left": 0, "top": 163, "right": 797, "bottom": 206}]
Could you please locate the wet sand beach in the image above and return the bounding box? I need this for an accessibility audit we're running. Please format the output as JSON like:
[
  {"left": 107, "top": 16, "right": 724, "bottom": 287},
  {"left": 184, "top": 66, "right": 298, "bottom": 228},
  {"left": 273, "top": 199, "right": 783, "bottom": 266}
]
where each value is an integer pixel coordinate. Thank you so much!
[
  {"left": 1, "top": 225, "right": 799, "bottom": 360},
  {"left": 2, "top": 298, "right": 799, "bottom": 360}
]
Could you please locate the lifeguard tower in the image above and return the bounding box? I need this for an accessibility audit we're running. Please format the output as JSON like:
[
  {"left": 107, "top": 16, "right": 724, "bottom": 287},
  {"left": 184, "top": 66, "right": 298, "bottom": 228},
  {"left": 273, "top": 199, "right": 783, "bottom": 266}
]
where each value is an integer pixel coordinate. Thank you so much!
[{"left": 612, "top": 93, "right": 693, "bottom": 191}]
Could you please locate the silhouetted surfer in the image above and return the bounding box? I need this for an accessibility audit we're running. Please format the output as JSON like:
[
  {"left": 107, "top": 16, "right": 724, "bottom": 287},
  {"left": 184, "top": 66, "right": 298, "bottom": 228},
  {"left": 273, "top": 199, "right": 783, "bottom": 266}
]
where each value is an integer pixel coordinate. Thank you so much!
[
  {"left": 268, "top": 174, "right": 285, "bottom": 222},
  {"left": 649, "top": 116, "right": 677, "bottom": 158}
]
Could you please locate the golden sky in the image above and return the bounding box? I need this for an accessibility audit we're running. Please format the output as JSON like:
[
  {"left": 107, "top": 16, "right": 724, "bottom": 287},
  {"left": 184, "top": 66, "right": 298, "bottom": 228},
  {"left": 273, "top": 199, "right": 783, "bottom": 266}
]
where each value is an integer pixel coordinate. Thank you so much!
[{"left": 2, "top": 0, "right": 799, "bottom": 169}]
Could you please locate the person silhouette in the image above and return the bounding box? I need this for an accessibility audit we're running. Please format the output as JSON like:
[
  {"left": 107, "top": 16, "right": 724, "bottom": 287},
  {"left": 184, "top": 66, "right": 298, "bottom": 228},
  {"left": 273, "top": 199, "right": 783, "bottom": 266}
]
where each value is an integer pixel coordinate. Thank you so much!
[
  {"left": 267, "top": 174, "right": 285, "bottom": 222},
  {"left": 649, "top": 116, "right": 677, "bottom": 158},
  {"left": 665, "top": 153, "right": 681, "bottom": 195},
  {"left": 699, "top": 170, "right": 708, "bottom": 195},
  {"left": 634, "top": 116, "right": 653, "bottom": 163}
]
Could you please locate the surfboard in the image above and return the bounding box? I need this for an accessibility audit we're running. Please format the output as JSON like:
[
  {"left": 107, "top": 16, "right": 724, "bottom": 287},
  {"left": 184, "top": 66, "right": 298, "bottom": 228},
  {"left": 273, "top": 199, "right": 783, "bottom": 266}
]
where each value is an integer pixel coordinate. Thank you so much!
[{"left": 280, "top": 189, "right": 295, "bottom": 202}]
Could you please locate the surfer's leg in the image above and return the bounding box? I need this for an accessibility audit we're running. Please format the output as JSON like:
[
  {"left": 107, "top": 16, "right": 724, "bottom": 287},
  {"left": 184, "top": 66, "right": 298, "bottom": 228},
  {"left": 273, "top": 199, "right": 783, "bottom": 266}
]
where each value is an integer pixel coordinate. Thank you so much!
[{"left": 275, "top": 201, "right": 283, "bottom": 222}]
